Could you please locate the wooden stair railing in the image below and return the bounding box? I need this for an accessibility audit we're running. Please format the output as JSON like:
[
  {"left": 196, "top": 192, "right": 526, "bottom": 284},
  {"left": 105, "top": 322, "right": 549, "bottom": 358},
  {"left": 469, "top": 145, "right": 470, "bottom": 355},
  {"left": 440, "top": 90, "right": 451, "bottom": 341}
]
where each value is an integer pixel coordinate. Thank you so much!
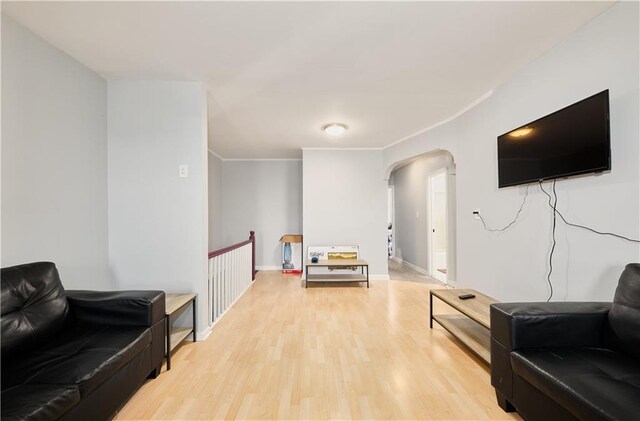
[{"left": 207, "top": 231, "right": 256, "bottom": 325}]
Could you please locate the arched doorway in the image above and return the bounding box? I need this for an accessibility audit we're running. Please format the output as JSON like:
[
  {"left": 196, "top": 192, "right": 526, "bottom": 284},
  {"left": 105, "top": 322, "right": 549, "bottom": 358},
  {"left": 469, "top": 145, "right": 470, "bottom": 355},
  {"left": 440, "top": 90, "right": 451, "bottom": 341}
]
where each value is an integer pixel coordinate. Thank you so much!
[{"left": 386, "top": 150, "right": 456, "bottom": 285}]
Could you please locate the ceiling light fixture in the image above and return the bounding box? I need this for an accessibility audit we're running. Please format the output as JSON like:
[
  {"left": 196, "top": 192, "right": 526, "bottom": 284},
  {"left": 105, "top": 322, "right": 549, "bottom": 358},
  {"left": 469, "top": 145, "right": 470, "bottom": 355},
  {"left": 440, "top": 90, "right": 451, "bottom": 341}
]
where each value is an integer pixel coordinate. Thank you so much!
[
  {"left": 508, "top": 127, "right": 534, "bottom": 138},
  {"left": 322, "top": 123, "right": 348, "bottom": 137}
]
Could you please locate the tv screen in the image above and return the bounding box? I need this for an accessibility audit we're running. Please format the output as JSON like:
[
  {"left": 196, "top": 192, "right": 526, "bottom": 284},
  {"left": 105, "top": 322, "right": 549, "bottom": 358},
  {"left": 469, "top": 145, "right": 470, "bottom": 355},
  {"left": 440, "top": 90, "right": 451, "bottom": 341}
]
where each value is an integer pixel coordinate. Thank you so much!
[{"left": 497, "top": 90, "right": 610, "bottom": 188}]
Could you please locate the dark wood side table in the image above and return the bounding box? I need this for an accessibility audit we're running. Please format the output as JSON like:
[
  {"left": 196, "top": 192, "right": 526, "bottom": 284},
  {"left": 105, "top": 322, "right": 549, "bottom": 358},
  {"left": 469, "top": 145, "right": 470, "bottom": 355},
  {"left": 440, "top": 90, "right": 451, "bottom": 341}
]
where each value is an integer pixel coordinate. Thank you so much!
[{"left": 165, "top": 293, "right": 196, "bottom": 370}]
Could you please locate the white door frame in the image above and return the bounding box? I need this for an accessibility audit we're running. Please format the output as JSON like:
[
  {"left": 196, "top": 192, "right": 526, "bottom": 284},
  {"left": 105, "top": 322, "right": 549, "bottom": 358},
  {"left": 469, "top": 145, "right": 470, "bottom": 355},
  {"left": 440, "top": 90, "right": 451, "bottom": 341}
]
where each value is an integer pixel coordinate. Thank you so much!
[
  {"left": 387, "top": 185, "right": 396, "bottom": 258},
  {"left": 427, "top": 168, "right": 448, "bottom": 283}
]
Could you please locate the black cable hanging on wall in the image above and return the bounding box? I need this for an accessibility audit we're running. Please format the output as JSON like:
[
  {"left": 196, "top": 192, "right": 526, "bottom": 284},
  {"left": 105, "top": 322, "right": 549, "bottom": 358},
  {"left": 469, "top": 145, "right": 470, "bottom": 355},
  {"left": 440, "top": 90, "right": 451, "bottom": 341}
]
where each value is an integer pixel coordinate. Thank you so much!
[
  {"left": 538, "top": 179, "right": 640, "bottom": 301},
  {"left": 476, "top": 184, "right": 530, "bottom": 232},
  {"left": 477, "top": 179, "right": 640, "bottom": 302},
  {"left": 538, "top": 180, "right": 557, "bottom": 302}
]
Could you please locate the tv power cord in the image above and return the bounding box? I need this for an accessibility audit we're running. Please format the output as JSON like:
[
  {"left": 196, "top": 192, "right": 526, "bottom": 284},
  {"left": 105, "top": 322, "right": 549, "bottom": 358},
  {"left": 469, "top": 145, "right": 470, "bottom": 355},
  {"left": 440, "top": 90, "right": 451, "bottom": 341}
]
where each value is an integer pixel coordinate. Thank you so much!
[
  {"left": 538, "top": 180, "right": 558, "bottom": 302},
  {"left": 474, "top": 185, "right": 554, "bottom": 301},
  {"left": 475, "top": 180, "right": 639, "bottom": 302},
  {"left": 538, "top": 179, "right": 640, "bottom": 302},
  {"left": 474, "top": 184, "right": 530, "bottom": 232},
  {"left": 539, "top": 180, "right": 640, "bottom": 243}
]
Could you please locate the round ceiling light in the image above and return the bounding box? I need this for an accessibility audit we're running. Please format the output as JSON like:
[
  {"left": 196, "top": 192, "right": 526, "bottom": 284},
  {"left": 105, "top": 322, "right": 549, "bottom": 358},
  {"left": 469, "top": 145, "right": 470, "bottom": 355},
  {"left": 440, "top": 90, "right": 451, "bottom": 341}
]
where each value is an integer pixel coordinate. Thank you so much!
[{"left": 322, "top": 123, "right": 348, "bottom": 137}]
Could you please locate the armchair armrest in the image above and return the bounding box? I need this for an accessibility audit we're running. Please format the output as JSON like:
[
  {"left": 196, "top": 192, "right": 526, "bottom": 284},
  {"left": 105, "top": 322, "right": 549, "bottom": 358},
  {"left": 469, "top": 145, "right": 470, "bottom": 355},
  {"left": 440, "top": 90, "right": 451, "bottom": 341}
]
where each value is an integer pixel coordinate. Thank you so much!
[
  {"left": 66, "top": 290, "right": 165, "bottom": 327},
  {"left": 490, "top": 302, "right": 611, "bottom": 350}
]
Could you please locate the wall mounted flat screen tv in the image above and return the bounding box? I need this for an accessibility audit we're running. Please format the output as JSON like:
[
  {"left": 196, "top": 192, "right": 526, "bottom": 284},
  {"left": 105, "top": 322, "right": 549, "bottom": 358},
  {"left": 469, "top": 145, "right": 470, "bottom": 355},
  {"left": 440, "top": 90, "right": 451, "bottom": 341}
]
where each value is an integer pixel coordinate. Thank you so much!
[{"left": 497, "top": 90, "right": 610, "bottom": 188}]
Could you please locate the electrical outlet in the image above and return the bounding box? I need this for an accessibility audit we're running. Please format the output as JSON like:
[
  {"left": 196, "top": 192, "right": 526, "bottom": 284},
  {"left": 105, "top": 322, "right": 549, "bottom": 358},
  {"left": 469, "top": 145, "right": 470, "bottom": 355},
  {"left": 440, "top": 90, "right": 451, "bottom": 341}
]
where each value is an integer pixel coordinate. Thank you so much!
[
  {"left": 473, "top": 209, "right": 480, "bottom": 220},
  {"left": 179, "top": 165, "right": 189, "bottom": 178}
]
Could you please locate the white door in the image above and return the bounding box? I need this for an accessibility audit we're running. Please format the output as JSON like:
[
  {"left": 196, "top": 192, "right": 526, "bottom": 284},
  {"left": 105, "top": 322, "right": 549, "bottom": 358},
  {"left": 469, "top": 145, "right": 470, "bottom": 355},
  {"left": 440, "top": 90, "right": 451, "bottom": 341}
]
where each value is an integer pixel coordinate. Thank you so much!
[{"left": 428, "top": 170, "right": 447, "bottom": 283}]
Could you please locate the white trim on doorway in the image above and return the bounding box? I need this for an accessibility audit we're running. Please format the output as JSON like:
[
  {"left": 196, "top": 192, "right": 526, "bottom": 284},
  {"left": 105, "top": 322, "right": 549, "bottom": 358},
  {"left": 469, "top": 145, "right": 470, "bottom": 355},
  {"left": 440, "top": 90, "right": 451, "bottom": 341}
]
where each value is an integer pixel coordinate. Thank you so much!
[
  {"left": 427, "top": 168, "right": 448, "bottom": 284},
  {"left": 387, "top": 185, "right": 396, "bottom": 259}
]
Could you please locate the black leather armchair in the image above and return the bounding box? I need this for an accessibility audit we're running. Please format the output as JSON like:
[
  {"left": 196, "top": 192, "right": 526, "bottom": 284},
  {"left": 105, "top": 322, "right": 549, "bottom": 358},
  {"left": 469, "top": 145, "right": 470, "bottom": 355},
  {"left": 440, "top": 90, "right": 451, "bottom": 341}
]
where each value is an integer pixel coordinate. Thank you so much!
[
  {"left": 490, "top": 263, "right": 640, "bottom": 421},
  {"left": 1, "top": 262, "right": 165, "bottom": 421}
]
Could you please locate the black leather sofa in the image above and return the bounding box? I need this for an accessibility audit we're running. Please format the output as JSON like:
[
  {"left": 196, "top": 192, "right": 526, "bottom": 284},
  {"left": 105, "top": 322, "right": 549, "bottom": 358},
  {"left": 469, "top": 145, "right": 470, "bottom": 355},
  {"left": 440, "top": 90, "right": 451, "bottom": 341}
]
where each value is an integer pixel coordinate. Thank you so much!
[
  {"left": 490, "top": 263, "right": 640, "bottom": 421},
  {"left": 1, "top": 262, "right": 165, "bottom": 421}
]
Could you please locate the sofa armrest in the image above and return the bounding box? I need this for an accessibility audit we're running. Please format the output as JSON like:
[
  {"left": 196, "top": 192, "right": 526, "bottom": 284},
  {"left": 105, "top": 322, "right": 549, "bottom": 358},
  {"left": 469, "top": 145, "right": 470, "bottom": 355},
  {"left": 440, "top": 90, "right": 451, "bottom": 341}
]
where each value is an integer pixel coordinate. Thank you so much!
[
  {"left": 490, "top": 302, "right": 611, "bottom": 405},
  {"left": 66, "top": 290, "right": 165, "bottom": 327},
  {"left": 490, "top": 302, "right": 611, "bottom": 350}
]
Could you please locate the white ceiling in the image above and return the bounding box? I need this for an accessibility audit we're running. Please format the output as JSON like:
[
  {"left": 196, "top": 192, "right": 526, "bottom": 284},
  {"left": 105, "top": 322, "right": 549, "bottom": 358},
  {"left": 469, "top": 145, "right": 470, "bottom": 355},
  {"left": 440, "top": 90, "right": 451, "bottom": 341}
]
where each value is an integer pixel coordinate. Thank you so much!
[{"left": 3, "top": 1, "right": 613, "bottom": 159}]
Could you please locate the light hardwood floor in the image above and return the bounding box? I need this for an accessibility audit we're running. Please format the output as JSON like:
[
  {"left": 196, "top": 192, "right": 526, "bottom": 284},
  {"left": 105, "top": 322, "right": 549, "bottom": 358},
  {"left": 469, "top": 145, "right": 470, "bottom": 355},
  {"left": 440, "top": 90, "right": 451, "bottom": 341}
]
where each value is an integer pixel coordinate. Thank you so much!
[{"left": 115, "top": 271, "right": 521, "bottom": 420}]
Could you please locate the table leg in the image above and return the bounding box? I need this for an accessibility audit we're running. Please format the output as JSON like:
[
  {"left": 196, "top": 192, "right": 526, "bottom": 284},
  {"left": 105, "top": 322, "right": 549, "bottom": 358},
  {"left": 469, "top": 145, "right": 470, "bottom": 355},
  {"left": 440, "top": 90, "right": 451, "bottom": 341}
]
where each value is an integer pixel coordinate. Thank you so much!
[
  {"left": 192, "top": 298, "right": 197, "bottom": 342},
  {"left": 366, "top": 265, "right": 369, "bottom": 288},
  {"left": 429, "top": 292, "right": 433, "bottom": 329},
  {"left": 166, "top": 315, "right": 171, "bottom": 370},
  {"left": 305, "top": 265, "right": 308, "bottom": 288}
]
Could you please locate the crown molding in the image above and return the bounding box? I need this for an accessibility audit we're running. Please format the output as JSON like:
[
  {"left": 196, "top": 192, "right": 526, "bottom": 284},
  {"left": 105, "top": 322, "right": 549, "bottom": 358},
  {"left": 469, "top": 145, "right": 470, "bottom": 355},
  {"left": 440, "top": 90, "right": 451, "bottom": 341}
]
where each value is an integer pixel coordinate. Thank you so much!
[
  {"left": 223, "top": 158, "right": 302, "bottom": 162},
  {"left": 383, "top": 89, "right": 494, "bottom": 150},
  {"left": 301, "top": 147, "right": 383, "bottom": 151},
  {"left": 207, "top": 149, "right": 224, "bottom": 160},
  {"left": 208, "top": 149, "right": 301, "bottom": 161}
]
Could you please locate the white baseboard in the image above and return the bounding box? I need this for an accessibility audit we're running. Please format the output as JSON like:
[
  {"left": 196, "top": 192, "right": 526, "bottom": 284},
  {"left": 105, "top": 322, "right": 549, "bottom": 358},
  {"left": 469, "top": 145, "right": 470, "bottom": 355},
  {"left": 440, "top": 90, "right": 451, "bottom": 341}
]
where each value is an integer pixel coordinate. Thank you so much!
[
  {"left": 256, "top": 265, "right": 281, "bottom": 271},
  {"left": 390, "top": 256, "right": 403, "bottom": 264},
  {"left": 196, "top": 326, "right": 212, "bottom": 341}
]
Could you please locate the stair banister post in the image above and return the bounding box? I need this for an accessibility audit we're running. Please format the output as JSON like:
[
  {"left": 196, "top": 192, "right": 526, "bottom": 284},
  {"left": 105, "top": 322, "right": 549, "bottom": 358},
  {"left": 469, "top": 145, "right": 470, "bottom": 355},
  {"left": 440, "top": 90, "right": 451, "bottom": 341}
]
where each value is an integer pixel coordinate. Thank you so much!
[{"left": 250, "top": 231, "right": 256, "bottom": 280}]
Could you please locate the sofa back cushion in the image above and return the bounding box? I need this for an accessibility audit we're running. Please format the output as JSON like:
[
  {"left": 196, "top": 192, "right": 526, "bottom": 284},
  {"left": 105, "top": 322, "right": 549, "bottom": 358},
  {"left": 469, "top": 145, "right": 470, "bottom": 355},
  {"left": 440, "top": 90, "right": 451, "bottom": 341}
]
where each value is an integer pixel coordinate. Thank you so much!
[
  {"left": 1, "top": 262, "right": 69, "bottom": 358},
  {"left": 607, "top": 263, "right": 640, "bottom": 359}
]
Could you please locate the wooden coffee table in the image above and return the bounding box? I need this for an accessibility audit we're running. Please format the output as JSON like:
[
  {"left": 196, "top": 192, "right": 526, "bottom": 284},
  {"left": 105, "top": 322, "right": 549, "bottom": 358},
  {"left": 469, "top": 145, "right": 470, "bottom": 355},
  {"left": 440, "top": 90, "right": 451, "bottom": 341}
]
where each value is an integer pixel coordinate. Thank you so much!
[{"left": 429, "top": 288, "right": 498, "bottom": 365}]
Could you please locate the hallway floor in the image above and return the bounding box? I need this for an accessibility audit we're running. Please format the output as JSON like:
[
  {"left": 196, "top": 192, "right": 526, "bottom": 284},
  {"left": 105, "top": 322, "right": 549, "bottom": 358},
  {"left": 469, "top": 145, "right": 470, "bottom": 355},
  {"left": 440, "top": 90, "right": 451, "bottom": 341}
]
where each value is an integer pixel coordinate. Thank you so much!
[
  {"left": 388, "top": 257, "right": 442, "bottom": 285},
  {"left": 115, "top": 271, "right": 520, "bottom": 420}
]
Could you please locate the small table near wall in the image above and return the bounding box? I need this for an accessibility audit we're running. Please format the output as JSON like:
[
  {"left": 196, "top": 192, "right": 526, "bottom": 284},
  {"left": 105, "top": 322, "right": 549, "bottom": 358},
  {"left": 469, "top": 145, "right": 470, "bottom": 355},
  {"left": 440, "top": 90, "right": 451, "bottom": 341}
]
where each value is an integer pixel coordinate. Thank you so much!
[
  {"left": 165, "top": 293, "right": 196, "bottom": 370},
  {"left": 305, "top": 259, "right": 369, "bottom": 288}
]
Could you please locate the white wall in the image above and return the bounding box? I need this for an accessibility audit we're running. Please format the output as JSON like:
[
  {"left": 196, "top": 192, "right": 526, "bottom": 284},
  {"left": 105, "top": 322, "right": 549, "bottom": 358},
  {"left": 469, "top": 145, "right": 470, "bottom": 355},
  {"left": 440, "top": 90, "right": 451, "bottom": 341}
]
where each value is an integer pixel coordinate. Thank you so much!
[
  {"left": 383, "top": 2, "right": 639, "bottom": 302},
  {"left": 208, "top": 151, "right": 224, "bottom": 251},
  {"left": 1, "top": 15, "right": 110, "bottom": 289},
  {"left": 221, "top": 160, "right": 302, "bottom": 269},
  {"left": 303, "top": 149, "right": 388, "bottom": 278},
  {"left": 390, "top": 151, "right": 456, "bottom": 282},
  {"left": 108, "top": 80, "right": 209, "bottom": 333}
]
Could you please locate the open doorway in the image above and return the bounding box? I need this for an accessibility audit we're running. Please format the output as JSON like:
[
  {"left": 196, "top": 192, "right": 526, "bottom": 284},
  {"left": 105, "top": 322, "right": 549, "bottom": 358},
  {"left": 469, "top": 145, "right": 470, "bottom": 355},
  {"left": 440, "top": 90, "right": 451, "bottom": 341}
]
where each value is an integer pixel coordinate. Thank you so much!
[
  {"left": 386, "top": 150, "right": 456, "bottom": 285},
  {"left": 428, "top": 170, "right": 447, "bottom": 283}
]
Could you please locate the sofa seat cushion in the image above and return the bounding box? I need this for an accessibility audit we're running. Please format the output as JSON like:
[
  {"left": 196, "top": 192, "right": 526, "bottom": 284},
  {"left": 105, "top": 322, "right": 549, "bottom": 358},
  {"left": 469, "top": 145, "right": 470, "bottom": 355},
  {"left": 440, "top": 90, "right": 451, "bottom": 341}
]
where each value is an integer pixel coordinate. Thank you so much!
[
  {"left": 1, "top": 384, "right": 80, "bottom": 421},
  {"left": 2, "top": 324, "right": 150, "bottom": 397},
  {"left": 512, "top": 348, "right": 640, "bottom": 421}
]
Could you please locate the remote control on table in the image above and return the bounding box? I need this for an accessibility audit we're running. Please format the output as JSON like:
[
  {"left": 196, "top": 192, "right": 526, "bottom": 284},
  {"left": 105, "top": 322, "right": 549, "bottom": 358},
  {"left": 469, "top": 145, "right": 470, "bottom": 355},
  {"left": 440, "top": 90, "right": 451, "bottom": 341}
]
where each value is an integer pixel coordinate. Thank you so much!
[{"left": 458, "top": 293, "right": 476, "bottom": 300}]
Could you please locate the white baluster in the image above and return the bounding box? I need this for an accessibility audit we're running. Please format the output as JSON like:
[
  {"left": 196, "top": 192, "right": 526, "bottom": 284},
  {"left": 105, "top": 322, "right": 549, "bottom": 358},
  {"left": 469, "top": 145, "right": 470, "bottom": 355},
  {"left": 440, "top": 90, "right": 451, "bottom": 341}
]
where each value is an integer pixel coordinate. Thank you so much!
[{"left": 207, "top": 240, "right": 256, "bottom": 327}]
